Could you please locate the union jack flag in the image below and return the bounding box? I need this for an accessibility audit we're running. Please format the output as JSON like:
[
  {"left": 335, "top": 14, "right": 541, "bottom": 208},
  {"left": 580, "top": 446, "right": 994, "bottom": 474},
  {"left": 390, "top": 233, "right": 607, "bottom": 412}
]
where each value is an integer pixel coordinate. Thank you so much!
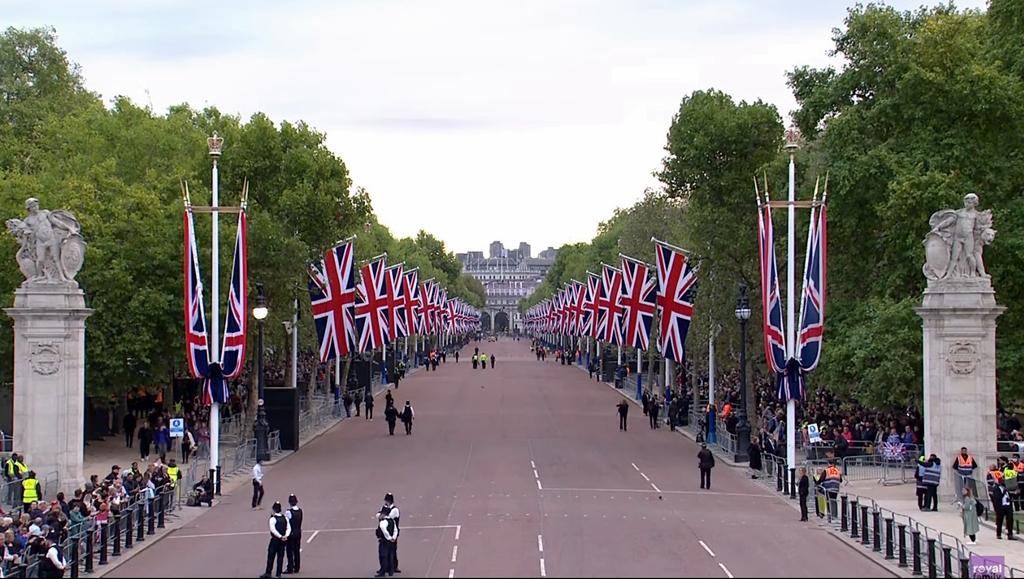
[
  {"left": 571, "top": 280, "right": 587, "bottom": 337},
  {"left": 218, "top": 210, "right": 248, "bottom": 381},
  {"left": 309, "top": 240, "right": 357, "bottom": 361},
  {"left": 403, "top": 269, "right": 421, "bottom": 334},
  {"left": 437, "top": 288, "right": 449, "bottom": 334},
  {"left": 798, "top": 196, "right": 827, "bottom": 373},
  {"left": 654, "top": 242, "right": 697, "bottom": 363},
  {"left": 620, "top": 255, "right": 657, "bottom": 351},
  {"left": 758, "top": 194, "right": 793, "bottom": 400},
  {"left": 418, "top": 279, "right": 434, "bottom": 334},
  {"left": 355, "top": 256, "right": 390, "bottom": 351},
  {"left": 384, "top": 263, "right": 408, "bottom": 340},
  {"left": 183, "top": 208, "right": 210, "bottom": 379},
  {"left": 598, "top": 264, "right": 624, "bottom": 345},
  {"left": 582, "top": 272, "right": 601, "bottom": 338}
]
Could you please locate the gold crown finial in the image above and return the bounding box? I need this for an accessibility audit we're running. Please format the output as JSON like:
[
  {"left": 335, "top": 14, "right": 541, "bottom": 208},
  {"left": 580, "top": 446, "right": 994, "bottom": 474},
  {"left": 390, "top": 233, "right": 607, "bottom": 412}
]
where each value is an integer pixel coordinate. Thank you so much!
[
  {"left": 784, "top": 126, "right": 801, "bottom": 152},
  {"left": 207, "top": 131, "right": 224, "bottom": 158}
]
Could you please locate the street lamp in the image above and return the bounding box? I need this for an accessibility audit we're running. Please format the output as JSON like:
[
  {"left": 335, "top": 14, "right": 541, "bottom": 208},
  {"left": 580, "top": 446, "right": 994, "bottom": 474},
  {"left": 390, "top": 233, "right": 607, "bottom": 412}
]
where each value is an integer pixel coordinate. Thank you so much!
[
  {"left": 253, "top": 282, "right": 271, "bottom": 462},
  {"left": 734, "top": 283, "right": 753, "bottom": 463}
]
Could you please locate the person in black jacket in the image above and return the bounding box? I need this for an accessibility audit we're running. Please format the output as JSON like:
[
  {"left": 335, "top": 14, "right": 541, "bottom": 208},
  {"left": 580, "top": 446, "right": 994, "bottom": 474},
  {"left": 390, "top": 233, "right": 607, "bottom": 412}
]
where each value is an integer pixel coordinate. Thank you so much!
[
  {"left": 285, "top": 494, "right": 303, "bottom": 574},
  {"left": 385, "top": 404, "right": 399, "bottom": 436},
  {"left": 617, "top": 400, "right": 629, "bottom": 432},
  {"left": 697, "top": 443, "right": 715, "bottom": 490},
  {"left": 123, "top": 412, "right": 137, "bottom": 448},
  {"left": 797, "top": 467, "right": 810, "bottom": 521}
]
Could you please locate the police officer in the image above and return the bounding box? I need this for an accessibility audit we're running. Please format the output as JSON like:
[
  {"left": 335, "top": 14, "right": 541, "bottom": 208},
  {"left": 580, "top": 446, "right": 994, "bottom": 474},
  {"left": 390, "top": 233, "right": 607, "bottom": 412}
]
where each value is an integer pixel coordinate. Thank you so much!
[
  {"left": 375, "top": 504, "right": 398, "bottom": 577},
  {"left": 383, "top": 493, "right": 401, "bottom": 573},
  {"left": 261, "top": 502, "right": 291, "bottom": 579},
  {"left": 285, "top": 494, "right": 303, "bottom": 574}
]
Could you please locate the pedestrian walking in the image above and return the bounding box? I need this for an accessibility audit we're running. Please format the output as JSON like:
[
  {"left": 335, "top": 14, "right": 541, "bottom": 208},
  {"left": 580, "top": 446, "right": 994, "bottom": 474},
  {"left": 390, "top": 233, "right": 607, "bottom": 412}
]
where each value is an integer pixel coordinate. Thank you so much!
[
  {"left": 648, "top": 396, "right": 661, "bottom": 430},
  {"left": 490, "top": 354, "right": 495, "bottom": 369},
  {"left": 617, "top": 400, "right": 629, "bottom": 432},
  {"left": 252, "top": 460, "right": 265, "bottom": 510},
  {"left": 385, "top": 404, "right": 399, "bottom": 436},
  {"left": 472, "top": 354, "right": 478, "bottom": 369},
  {"left": 697, "top": 443, "right": 715, "bottom": 490},
  {"left": 365, "top": 391, "right": 375, "bottom": 420},
  {"left": 354, "top": 392, "right": 362, "bottom": 417},
  {"left": 401, "top": 402, "right": 415, "bottom": 435},
  {"left": 261, "top": 502, "right": 290, "bottom": 579},
  {"left": 285, "top": 494, "right": 303, "bottom": 574},
  {"left": 123, "top": 412, "right": 137, "bottom": 448},
  {"left": 454, "top": 351, "right": 459, "bottom": 363},
  {"left": 960, "top": 486, "right": 980, "bottom": 545},
  {"left": 641, "top": 391, "right": 650, "bottom": 416}
]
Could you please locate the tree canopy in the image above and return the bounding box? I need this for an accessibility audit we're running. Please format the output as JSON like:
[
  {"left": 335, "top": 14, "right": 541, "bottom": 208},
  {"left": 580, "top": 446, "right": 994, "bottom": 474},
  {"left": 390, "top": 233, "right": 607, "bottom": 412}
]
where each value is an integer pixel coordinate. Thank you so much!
[
  {"left": 520, "top": 2, "right": 1024, "bottom": 410},
  {"left": 0, "top": 26, "right": 483, "bottom": 399}
]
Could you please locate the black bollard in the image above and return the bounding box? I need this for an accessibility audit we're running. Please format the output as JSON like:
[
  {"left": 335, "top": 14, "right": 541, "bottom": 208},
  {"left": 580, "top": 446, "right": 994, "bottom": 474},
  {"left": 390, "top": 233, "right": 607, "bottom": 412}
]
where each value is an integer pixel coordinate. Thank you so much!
[
  {"left": 959, "top": 557, "right": 970, "bottom": 579},
  {"left": 841, "top": 495, "right": 849, "bottom": 532},
  {"left": 872, "top": 510, "right": 881, "bottom": 552},
  {"left": 99, "top": 524, "right": 109, "bottom": 565},
  {"left": 897, "top": 524, "right": 908, "bottom": 567},
  {"left": 148, "top": 499, "right": 156, "bottom": 535},
  {"left": 926, "top": 538, "right": 937, "bottom": 579},
  {"left": 850, "top": 500, "right": 859, "bottom": 538},
  {"left": 789, "top": 469, "right": 796, "bottom": 500},
  {"left": 942, "top": 546, "right": 952, "bottom": 579},
  {"left": 112, "top": 513, "right": 122, "bottom": 557},
  {"left": 158, "top": 490, "right": 166, "bottom": 529},
  {"left": 136, "top": 500, "right": 146, "bottom": 542},
  {"left": 70, "top": 534, "right": 80, "bottom": 579},
  {"left": 84, "top": 528, "right": 95, "bottom": 574},
  {"left": 911, "top": 529, "right": 922, "bottom": 576},
  {"left": 776, "top": 463, "right": 783, "bottom": 492},
  {"left": 860, "top": 505, "right": 870, "bottom": 545},
  {"left": 125, "top": 506, "right": 134, "bottom": 549},
  {"left": 884, "top": 517, "right": 895, "bottom": 560},
  {"left": 216, "top": 466, "right": 223, "bottom": 496}
]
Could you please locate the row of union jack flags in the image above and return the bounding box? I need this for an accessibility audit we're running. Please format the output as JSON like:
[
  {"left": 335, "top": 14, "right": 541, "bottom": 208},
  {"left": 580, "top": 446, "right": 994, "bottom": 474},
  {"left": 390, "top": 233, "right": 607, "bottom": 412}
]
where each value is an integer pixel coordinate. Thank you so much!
[
  {"left": 757, "top": 177, "right": 828, "bottom": 403},
  {"left": 307, "top": 240, "right": 481, "bottom": 362},
  {"left": 523, "top": 241, "right": 697, "bottom": 364},
  {"left": 184, "top": 201, "right": 248, "bottom": 406}
]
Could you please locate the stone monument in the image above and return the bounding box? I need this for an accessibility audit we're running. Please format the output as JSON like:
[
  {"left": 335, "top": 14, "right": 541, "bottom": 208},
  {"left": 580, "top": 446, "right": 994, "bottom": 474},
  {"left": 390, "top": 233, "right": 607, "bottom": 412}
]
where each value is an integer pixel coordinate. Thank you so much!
[
  {"left": 4, "top": 197, "right": 91, "bottom": 491},
  {"left": 917, "top": 193, "right": 1004, "bottom": 499}
]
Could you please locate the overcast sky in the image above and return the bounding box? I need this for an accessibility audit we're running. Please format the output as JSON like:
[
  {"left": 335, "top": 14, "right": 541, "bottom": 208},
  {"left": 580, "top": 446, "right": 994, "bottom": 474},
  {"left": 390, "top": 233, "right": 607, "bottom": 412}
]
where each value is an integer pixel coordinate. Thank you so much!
[{"left": 5, "top": 0, "right": 987, "bottom": 255}]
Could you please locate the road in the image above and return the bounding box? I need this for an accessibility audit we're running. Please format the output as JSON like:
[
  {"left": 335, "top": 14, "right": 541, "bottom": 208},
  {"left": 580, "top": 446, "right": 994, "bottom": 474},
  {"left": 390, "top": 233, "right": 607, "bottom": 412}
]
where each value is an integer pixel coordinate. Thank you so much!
[{"left": 106, "top": 339, "right": 892, "bottom": 578}]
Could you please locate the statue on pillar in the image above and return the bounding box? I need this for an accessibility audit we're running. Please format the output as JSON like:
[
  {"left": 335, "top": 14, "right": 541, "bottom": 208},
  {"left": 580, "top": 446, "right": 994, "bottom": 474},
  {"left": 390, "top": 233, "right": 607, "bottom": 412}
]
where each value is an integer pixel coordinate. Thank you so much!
[
  {"left": 923, "top": 193, "right": 996, "bottom": 281},
  {"left": 5, "top": 198, "right": 86, "bottom": 285}
]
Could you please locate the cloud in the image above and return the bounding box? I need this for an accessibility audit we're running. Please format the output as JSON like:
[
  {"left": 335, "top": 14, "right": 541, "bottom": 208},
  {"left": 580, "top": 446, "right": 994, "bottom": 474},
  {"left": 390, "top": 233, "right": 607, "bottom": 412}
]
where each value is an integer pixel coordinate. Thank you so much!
[{"left": 5, "top": 0, "right": 989, "bottom": 254}]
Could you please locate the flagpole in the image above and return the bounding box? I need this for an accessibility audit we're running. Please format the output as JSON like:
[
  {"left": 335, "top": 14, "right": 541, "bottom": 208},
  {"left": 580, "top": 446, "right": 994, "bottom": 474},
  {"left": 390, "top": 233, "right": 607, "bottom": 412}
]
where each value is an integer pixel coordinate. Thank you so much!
[
  {"left": 208, "top": 133, "right": 222, "bottom": 495},
  {"left": 785, "top": 133, "right": 798, "bottom": 486}
]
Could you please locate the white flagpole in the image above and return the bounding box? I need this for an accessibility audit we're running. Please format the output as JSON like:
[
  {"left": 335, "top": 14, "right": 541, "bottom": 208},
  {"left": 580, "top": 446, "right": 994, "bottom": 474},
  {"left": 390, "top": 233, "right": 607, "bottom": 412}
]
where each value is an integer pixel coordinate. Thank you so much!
[
  {"left": 786, "top": 135, "right": 798, "bottom": 482},
  {"left": 291, "top": 298, "right": 298, "bottom": 390},
  {"left": 208, "top": 135, "right": 221, "bottom": 494}
]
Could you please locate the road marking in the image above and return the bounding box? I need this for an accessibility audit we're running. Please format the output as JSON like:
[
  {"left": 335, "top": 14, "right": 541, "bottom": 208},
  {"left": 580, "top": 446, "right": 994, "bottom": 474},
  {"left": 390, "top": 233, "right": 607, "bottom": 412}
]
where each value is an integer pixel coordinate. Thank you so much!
[
  {"left": 306, "top": 530, "right": 320, "bottom": 544},
  {"left": 719, "top": 563, "right": 734, "bottom": 578},
  {"left": 539, "top": 487, "right": 769, "bottom": 498},
  {"left": 170, "top": 525, "right": 459, "bottom": 540},
  {"left": 533, "top": 470, "right": 539, "bottom": 478},
  {"left": 540, "top": 558, "right": 547, "bottom": 577},
  {"left": 455, "top": 525, "right": 461, "bottom": 540},
  {"left": 537, "top": 479, "right": 543, "bottom": 490},
  {"left": 531, "top": 460, "right": 536, "bottom": 468},
  {"left": 699, "top": 540, "right": 715, "bottom": 557},
  {"left": 451, "top": 545, "right": 458, "bottom": 563},
  {"left": 537, "top": 534, "right": 544, "bottom": 553},
  {"left": 449, "top": 570, "right": 455, "bottom": 578},
  {"left": 631, "top": 463, "right": 639, "bottom": 471},
  {"left": 640, "top": 473, "right": 650, "bottom": 481},
  {"left": 651, "top": 483, "right": 661, "bottom": 492}
]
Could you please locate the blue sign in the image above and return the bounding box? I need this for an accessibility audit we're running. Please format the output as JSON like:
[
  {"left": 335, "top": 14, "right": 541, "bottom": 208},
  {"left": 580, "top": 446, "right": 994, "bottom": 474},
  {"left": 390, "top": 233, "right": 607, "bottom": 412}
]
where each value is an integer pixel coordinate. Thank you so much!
[
  {"left": 169, "top": 417, "right": 185, "bottom": 438},
  {"left": 807, "top": 423, "right": 821, "bottom": 443}
]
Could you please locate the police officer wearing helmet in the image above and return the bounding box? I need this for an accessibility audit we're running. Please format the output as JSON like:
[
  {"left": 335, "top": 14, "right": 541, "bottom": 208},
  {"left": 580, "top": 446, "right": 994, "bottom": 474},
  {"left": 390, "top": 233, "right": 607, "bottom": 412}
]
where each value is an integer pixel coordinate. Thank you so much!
[
  {"left": 375, "top": 500, "right": 398, "bottom": 577},
  {"left": 382, "top": 493, "right": 401, "bottom": 573},
  {"left": 261, "top": 502, "right": 291, "bottom": 579},
  {"left": 285, "top": 494, "right": 303, "bottom": 574}
]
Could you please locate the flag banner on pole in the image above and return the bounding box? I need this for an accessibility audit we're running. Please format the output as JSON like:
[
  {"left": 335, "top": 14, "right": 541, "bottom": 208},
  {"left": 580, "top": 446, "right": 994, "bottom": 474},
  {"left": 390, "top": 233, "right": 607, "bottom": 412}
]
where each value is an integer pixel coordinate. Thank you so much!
[
  {"left": 620, "top": 255, "right": 657, "bottom": 351},
  {"left": 184, "top": 207, "right": 211, "bottom": 379},
  {"left": 571, "top": 280, "right": 587, "bottom": 337},
  {"left": 583, "top": 272, "right": 600, "bottom": 338},
  {"left": 384, "top": 263, "right": 408, "bottom": 340},
  {"left": 418, "top": 279, "right": 433, "bottom": 335},
  {"left": 309, "top": 240, "right": 358, "bottom": 361},
  {"left": 653, "top": 241, "right": 697, "bottom": 363},
  {"left": 356, "top": 256, "right": 390, "bottom": 351},
  {"left": 798, "top": 197, "right": 827, "bottom": 375},
  {"left": 403, "top": 269, "right": 421, "bottom": 335},
  {"left": 598, "top": 264, "right": 625, "bottom": 346},
  {"left": 758, "top": 193, "right": 793, "bottom": 400},
  {"left": 219, "top": 209, "right": 248, "bottom": 381}
]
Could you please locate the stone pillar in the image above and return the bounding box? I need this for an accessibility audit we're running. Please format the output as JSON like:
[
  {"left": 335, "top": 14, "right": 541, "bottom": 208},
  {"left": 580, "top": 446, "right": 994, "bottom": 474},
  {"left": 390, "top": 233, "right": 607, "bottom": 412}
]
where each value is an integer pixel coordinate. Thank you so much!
[
  {"left": 4, "top": 283, "right": 93, "bottom": 492},
  {"left": 915, "top": 278, "right": 1003, "bottom": 501}
]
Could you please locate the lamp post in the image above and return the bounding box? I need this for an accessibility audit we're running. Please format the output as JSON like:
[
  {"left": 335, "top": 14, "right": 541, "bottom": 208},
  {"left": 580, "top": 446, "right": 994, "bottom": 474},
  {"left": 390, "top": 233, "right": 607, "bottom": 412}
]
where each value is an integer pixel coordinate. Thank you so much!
[
  {"left": 734, "top": 283, "right": 752, "bottom": 463},
  {"left": 253, "top": 282, "right": 271, "bottom": 463}
]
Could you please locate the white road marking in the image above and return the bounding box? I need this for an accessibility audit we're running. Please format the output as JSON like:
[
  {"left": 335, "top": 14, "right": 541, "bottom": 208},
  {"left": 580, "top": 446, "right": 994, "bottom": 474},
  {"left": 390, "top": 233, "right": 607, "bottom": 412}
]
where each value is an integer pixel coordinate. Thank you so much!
[
  {"left": 306, "top": 530, "right": 320, "bottom": 544},
  {"left": 449, "top": 570, "right": 455, "bottom": 578},
  {"left": 651, "top": 483, "right": 661, "bottom": 492},
  {"left": 455, "top": 525, "right": 461, "bottom": 540},
  {"left": 170, "top": 525, "right": 458, "bottom": 540},
  {"left": 539, "top": 487, "right": 769, "bottom": 498},
  {"left": 719, "top": 563, "right": 734, "bottom": 578},
  {"left": 533, "top": 470, "right": 539, "bottom": 478},
  {"left": 537, "top": 534, "right": 544, "bottom": 553},
  {"left": 540, "top": 558, "right": 547, "bottom": 577},
  {"left": 537, "top": 479, "right": 543, "bottom": 490},
  {"left": 451, "top": 545, "right": 458, "bottom": 563},
  {"left": 631, "top": 463, "right": 639, "bottom": 471},
  {"left": 640, "top": 473, "right": 650, "bottom": 481},
  {"left": 699, "top": 540, "right": 715, "bottom": 557},
  {"left": 531, "top": 461, "right": 536, "bottom": 468}
]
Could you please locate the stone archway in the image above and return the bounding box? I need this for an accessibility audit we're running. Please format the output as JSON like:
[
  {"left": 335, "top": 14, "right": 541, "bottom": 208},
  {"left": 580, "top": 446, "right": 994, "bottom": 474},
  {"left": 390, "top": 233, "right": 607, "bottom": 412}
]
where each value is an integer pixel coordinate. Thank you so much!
[
  {"left": 494, "top": 311, "right": 510, "bottom": 333},
  {"left": 480, "top": 311, "right": 493, "bottom": 332}
]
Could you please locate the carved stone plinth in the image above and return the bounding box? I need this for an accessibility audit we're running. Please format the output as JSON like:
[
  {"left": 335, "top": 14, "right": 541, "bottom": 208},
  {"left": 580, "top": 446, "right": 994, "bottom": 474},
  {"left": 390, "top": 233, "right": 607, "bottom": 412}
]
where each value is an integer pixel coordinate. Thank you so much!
[
  {"left": 915, "top": 277, "right": 1004, "bottom": 500},
  {"left": 4, "top": 282, "right": 92, "bottom": 491}
]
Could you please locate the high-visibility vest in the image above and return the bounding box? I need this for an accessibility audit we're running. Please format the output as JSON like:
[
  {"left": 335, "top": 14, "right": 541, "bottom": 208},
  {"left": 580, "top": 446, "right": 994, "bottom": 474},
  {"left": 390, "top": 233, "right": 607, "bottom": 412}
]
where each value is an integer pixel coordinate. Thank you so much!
[
  {"left": 5, "top": 459, "right": 14, "bottom": 476},
  {"left": 955, "top": 455, "right": 975, "bottom": 476},
  {"left": 14, "top": 461, "right": 26, "bottom": 475},
  {"left": 1004, "top": 467, "right": 1018, "bottom": 490},
  {"left": 822, "top": 466, "right": 842, "bottom": 492},
  {"left": 167, "top": 466, "right": 180, "bottom": 487},
  {"left": 1015, "top": 462, "right": 1024, "bottom": 473},
  {"left": 22, "top": 478, "right": 38, "bottom": 502}
]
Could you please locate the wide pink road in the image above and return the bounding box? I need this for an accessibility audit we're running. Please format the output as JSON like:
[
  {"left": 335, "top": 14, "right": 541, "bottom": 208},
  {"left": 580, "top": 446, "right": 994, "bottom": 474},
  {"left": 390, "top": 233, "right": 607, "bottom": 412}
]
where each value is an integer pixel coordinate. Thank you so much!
[{"left": 107, "top": 339, "right": 892, "bottom": 578}]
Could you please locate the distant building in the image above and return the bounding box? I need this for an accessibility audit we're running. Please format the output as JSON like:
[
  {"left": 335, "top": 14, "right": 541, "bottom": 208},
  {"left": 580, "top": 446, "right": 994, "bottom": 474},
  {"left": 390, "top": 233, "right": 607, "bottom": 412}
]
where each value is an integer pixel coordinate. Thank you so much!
[{"left": 458, "top": 242, "right": 558, "bottom": 332}]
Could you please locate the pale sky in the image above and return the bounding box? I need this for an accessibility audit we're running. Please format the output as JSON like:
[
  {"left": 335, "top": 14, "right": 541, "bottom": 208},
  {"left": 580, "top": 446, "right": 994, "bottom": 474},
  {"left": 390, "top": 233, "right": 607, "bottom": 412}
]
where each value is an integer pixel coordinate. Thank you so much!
[{"left": 5, "top": 0, "right": 987, "bottom": 254}]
